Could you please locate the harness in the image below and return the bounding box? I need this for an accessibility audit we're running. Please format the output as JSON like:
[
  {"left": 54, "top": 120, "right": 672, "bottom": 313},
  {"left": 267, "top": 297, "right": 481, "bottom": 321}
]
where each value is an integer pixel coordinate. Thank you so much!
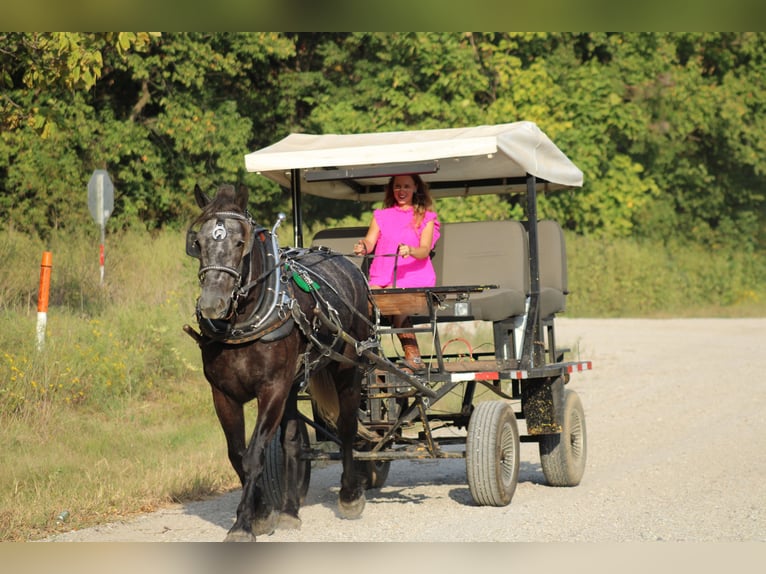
[
  {"left": 188, "top": 211, "right": 291, "bottom": 344},
  {"left": 187, "top": 211, "right": 379, "bottom": 381},
  {"left": 184, "top": 207, "right": 445, "bottom": 400}
]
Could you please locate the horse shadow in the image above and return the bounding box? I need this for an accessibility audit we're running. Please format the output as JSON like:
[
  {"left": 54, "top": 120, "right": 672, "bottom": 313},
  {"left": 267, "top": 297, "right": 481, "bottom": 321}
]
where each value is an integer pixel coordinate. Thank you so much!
[
  {"left": 178, "top": 455, "right": 548, "bottom": 533},
  {"left": 364, "top": 457, "right": 547, "bottom": 508}
]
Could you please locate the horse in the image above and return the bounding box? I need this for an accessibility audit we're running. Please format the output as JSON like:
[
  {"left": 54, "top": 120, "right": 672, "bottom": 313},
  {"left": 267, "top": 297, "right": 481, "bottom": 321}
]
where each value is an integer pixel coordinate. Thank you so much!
[{"left": 183, "top": 183, "right": 375, "bottom": 542}]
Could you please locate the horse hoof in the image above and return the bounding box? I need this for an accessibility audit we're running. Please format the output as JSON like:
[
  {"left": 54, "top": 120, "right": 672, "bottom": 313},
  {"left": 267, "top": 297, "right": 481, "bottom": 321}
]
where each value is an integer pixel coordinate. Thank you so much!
[
  {"left": 224, "top": 529, "right": 256, "bottom": 543},
  {"left": 338, "top": 493, "right": 366, "bottom": 519},
  {"left": 277, "top": 513, "right": 302, "bottom": 530},
  {"left": 252, "top": 509, "right": 279, "bottom": 536}
]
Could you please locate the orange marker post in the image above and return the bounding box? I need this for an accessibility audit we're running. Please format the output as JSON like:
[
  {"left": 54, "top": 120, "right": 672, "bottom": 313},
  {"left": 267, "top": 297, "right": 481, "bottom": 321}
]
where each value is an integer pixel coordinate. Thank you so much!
[
  {"left": 99, "top": 241, "right": 105, "bottom": 285},
  {"left": 36, "top": 251, "right": 52, "bottom": 350}
]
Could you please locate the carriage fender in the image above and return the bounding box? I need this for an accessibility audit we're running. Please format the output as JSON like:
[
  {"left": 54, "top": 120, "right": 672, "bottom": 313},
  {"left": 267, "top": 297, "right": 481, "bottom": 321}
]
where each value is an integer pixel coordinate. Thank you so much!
[{"left": 521, "top": 376, "right": 565, "bottom": 435}]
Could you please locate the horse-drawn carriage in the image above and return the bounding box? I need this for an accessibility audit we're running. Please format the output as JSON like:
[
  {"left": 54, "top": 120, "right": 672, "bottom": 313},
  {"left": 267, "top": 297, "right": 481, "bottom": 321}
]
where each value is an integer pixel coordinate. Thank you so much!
[{"left": 185, "top": 121, "right": 592, "bottom": 540}]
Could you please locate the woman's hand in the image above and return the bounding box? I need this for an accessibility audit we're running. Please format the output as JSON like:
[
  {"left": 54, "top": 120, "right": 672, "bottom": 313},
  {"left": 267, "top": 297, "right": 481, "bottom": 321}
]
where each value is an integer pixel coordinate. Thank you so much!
[
  {"left": 398, "top": 219, "right": 434, "bottom": 259},
  {"left": 354, "top": 240, "right": 368, "bottom": 256}
]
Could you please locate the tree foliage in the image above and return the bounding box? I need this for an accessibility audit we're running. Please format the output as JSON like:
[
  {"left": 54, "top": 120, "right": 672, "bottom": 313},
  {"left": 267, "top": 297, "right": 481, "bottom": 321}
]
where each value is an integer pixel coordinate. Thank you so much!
[{"left": 0, "top": 32, "right": 763, "bottom": 251}]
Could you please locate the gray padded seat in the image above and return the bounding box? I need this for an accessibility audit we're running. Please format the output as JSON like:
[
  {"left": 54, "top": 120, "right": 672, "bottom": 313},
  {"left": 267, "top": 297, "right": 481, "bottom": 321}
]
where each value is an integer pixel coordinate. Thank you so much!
[
  {"left": 433, "top": 220, "right": 530, "bottom": 321},
  {"left": 537, "top": 219, "right": 568, "bottom": 318},
  {"left": 310, "top": 226, "right": 369, "bottom": 271}
]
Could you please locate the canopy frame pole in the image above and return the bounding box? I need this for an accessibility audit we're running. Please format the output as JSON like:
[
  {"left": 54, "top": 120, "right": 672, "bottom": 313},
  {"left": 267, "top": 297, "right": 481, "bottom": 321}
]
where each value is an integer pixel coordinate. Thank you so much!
[
  {"left": 291, "top": 168, "right": 304, "bottom": 247},
  {"left": 521, "top": 173, "right": 544, "bottom": 369}
]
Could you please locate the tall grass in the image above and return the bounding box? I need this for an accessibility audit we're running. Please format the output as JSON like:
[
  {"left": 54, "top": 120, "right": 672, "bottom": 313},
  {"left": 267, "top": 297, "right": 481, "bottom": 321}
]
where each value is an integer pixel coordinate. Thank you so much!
[
  {"left": 0, "top": 227, "right": 241, "bottom": 541},
  {"left": 566, "top": 233, "right": 766, "bottom": 317},
  {"left": 1, "top": 225, "right": 764, "bottom": 541}
]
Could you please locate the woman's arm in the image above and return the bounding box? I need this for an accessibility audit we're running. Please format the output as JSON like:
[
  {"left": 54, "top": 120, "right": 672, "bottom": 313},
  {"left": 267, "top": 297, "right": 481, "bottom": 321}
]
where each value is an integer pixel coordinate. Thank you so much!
[
  {"left": 398, "top": 220, "right": 435, "bottom": 259},
  {"left": 354, "top": 218, "right": 381, "bottom": 255}
]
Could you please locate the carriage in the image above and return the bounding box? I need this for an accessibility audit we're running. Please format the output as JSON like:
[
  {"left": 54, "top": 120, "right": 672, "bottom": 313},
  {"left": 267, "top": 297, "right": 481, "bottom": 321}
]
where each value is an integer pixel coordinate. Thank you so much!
[
  {"left": 245, "top": 121, "right": 591, "bottom": 503},
  {"left": 186, "top": 121, "right": 592, "bottom": 540}
]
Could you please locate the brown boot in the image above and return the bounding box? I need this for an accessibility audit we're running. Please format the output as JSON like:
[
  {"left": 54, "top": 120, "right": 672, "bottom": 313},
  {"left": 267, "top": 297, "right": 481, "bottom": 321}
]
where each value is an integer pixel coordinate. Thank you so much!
[{"left": 397, "top": 332, "right": 425, "bottom": 373}]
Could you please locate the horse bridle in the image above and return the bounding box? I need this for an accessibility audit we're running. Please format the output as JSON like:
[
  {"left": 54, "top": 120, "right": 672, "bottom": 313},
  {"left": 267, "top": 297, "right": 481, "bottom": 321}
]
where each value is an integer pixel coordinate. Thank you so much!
[{"left": 187, "top": 211, "right": 264, "bottom": 287}]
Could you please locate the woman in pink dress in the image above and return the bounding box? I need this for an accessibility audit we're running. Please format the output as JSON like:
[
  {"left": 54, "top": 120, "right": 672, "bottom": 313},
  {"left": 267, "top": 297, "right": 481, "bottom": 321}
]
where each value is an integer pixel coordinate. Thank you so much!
[{"left": 353, "top": 174, "right": 440, "bottom": 372}]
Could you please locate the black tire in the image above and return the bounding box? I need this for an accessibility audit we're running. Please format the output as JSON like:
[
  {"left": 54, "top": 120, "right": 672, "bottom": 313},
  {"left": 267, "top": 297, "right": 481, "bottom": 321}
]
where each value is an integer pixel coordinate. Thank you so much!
[
  {"left": 539, "top": 389, "right": 587, "bottom": 486},
  {"left": 261, "top": 420, "right": 311, "bottom": 507},
  {"left": 355, "top": 458, "right": 391, "bottom": 490},
  {"left": 466, "top": 400, "right": 520, "bottom": 507}
]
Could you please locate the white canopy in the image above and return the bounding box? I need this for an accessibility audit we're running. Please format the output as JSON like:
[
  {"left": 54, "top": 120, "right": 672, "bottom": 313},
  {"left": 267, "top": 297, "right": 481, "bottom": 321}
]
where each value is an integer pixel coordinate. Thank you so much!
[{"left": 244, "top": 121, "right": 583, "bottom": 202}]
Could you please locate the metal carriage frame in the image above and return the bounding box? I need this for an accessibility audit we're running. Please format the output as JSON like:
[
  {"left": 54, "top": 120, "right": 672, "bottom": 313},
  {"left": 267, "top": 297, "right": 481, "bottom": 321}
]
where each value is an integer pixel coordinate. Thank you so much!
[{"left": 246, "top": 122, "right": 593, "bottom": 506}]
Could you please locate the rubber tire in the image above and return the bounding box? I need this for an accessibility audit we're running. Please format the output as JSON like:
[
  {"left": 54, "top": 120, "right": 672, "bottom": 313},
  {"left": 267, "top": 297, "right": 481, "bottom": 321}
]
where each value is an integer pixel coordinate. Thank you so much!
[
  {"left": 261, "top": 420, "right": 311, "bottom": 507},
  {"left": 539, "top": 389, "right": 587, "bottom": 486},
  {"left": 355, "top": 458, "right": 391, "bottom": 490},
  {"left": 466, "top": 400, "right": 520, "bottom": 507}
]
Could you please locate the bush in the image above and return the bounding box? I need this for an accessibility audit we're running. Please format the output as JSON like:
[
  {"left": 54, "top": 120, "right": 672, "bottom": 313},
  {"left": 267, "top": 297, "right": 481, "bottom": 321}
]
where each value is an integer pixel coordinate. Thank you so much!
[{"left": 566, "top": 233, "right": 766, "bottom": 317}]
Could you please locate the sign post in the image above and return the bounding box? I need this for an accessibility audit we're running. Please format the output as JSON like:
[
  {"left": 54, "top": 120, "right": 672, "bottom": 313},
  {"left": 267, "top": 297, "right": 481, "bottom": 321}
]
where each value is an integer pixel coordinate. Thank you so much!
[{"left": 87, "top": 170, "right": 114, "bottom": 285}]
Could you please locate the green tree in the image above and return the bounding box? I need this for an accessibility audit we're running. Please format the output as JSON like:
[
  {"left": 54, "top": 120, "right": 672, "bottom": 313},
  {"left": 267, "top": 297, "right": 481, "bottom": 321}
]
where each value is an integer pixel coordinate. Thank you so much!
[
  {"left": 0, "top": 32, "right": 296, "bottom": 235},
  {"left": 0, "top": 32, "right": 764, "bottom": 252}
]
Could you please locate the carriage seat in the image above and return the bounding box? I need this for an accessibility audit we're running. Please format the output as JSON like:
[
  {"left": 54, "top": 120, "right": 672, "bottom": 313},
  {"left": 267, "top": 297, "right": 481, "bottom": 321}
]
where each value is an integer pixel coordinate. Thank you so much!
[
  {"left": 311, "top": 221, "right": 533, "bottom": 323},
  {"left": 432, "top": 220, "right": 530, "bottom": 322},
  {"left": 310, "top": 226, "right": 370, "bottom": 274},
  {"left": 536, "top": 219, "right": 568, "bottom": 319}
]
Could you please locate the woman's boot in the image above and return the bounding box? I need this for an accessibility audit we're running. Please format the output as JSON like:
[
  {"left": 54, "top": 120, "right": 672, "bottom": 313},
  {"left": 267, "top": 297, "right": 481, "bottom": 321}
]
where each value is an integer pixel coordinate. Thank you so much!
[{"left": 394, "top": 315, "right": 425, "bottom": 373}]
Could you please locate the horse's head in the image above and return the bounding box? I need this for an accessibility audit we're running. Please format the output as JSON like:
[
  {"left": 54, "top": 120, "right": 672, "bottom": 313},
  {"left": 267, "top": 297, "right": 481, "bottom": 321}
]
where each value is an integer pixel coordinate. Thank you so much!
[{"left": 187, "top": 183, "right": 258, "bottom": 321}]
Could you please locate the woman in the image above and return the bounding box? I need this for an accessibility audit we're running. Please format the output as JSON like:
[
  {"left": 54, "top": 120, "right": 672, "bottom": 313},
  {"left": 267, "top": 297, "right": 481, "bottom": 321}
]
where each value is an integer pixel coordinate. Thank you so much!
[{"left": 353, "top": 174, "right": 440, "bottom": 372}]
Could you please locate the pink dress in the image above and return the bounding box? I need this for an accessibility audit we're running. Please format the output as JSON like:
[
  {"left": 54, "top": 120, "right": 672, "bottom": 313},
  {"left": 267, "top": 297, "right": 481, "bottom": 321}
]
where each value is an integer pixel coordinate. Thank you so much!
[{"left": 368, "top": 206, "right": 440, "bottom": 288}]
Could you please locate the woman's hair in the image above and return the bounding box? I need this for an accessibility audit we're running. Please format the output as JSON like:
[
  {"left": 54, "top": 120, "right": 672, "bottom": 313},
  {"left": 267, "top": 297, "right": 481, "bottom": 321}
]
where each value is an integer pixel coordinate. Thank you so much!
[{"left": 383, "top": 174, "right": 434, "bottom": 226}]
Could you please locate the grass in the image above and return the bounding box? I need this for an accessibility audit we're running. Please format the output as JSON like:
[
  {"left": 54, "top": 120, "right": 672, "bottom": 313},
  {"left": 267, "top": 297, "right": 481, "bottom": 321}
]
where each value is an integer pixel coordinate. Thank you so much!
[
  {"left": 565, "top": 232, "right": 766, "bottom": 317},
  {"left": 1, "top": 225, "right": 764, "bottom": 541},
  {"left": 0, "top": 227, "right": 245, "bottom": 541},
  {"left": 0, "top": 381, "right": 239, "bottom": 541}
]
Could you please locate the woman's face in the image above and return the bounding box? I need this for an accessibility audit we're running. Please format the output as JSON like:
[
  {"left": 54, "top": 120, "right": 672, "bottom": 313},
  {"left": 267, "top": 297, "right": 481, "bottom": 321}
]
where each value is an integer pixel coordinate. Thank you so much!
[{"left": 392, "top": 175, "right": 417, "bottom": 208}]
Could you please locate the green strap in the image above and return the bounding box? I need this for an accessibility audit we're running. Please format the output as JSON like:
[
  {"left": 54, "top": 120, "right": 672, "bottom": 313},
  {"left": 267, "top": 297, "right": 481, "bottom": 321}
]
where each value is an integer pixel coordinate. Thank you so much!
[{"left": 286, "top": 264, "right": 320, "bottom": 292}]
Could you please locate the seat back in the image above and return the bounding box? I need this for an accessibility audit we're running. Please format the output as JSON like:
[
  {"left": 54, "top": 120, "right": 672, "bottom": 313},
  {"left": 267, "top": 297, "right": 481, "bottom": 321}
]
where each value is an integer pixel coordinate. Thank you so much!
[
  {"left": 434, "top": 220, "right": 529, "bottom": 293},
  {"left": 536, "top": 219, "right": 568, "bottom": 317}
]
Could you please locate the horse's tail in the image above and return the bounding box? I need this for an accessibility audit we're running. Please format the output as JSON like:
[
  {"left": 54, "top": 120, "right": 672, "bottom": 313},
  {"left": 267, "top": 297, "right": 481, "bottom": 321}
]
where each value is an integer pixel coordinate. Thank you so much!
[
  {"left": 308, "top": 369, "right": 339, "bottom": 430},
  {"left": 308, "top": 368, "right": 379, "bottom": 442}
]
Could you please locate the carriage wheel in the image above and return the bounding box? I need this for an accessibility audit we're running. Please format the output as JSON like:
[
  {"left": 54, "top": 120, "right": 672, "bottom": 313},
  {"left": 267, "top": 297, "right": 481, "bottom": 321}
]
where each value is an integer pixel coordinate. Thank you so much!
[
  {"left": 466, "top": 400, "right": 520, "bottom": 507},
  {"left": 539, "top": 389, "right": 587, "bottom": 486},
  {"left": 261, "top": 419, "right": 312, "bottom": 507},
  {"left": 355, "top": 458, "right": 391, "bottom": 490}
]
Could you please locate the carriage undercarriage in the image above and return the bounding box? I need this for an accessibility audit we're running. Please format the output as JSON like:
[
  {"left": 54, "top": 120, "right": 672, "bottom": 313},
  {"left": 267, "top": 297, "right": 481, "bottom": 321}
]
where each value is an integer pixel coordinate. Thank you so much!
[{"left": 262, "top": 280, "right": 591, "bottom": 506}]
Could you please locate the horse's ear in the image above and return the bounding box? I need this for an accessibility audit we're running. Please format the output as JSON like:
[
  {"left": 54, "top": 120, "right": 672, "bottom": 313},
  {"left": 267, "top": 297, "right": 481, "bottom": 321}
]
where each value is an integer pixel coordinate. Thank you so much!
[
  {"left": 194, "top": 184, "right": 211, "bottom": 208},
  {"left": 235, "top": 183, "right": 249, "bottom": 211}
]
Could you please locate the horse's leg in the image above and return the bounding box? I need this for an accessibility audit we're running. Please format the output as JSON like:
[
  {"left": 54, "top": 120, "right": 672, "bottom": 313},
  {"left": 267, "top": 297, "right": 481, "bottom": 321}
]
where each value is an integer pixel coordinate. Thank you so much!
[
  {"left": 210, "top": 387, "right": 247, "bottom": 485},
  {"left": 335, "top": 364, "right": 366, "bottom": 519},
  {"left": 276, "top": 384, "right": 303, "bottom": 530},
  {"left": 225, "top": 385, "right": 288, "bottom": 542}
]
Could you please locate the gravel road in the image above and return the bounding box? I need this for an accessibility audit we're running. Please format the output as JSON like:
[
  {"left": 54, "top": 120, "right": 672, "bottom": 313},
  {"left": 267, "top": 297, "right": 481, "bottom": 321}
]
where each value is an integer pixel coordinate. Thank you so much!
[{"left": 45, "top": 318, "right": 766, "bottom": 543}]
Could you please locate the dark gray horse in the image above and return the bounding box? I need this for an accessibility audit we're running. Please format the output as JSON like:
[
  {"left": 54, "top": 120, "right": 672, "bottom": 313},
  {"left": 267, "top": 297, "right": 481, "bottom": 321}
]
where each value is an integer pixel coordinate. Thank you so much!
[{"left": 184, "top": 183, "right": 374, "bottom": 541}]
